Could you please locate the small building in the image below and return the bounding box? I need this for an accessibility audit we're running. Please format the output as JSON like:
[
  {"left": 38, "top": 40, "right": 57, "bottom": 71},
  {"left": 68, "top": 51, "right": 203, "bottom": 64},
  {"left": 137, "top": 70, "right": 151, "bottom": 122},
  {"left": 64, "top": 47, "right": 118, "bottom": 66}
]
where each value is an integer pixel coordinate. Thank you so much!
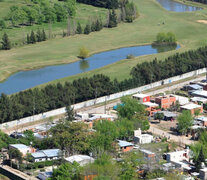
[
  {"left": 132, "top": 93, "right": 150, "bottom": 103},
  {"left": 162, "top": 163, "right": 175, "bottom": 171},
  {"left": 143, "top": 102, "right": 160, "bottom": 116},
  {"left": 88, "top": 114, "right": 114, "bottom": 121},
  {"left": 117, "top": 140, "right": 134, "bottom": 153},
  {"left": 180, "top": 103, "right": 203, "bottom": 115},
  {"left": 170, "top": 94, "right": 189, "bottom": 105},
  {"left": 31, "top": 149, "right": 62, "bottom": 162},
  {"left": 134, "top": 129, "right": 153, "bottom": 144},
  {"left": 166, "top": 149, "right": 190, "bottom": 163},
  {"left": 154, "top": 111, "right": 177, "bottom": 121},
  {"left": 9, "top": 144, "right": 35, "bottom": 157},
  {"left": 155, "top": 95, "right": 176, "bottom": 109},
  {"left": 191, "top": 97, "right": 207, "bottom": 104},
  {"left": 75, "top": 113, "right": 89, "bottom": 120},
  {"left": 192, "top": 90, "right": 207, "bottom": 99},
  {"left": 200, "top": 168, "right": 207, "bottom": 180},
  {"left": 134, "top": 134, "right": 153, "bottom": 144},
  {"left": 139, "top": 149, "right": 155, "bottom": 159},
  {"left": 195, "top": 116, "right": 207, "bottom": 127},
  {"left": 65, "top": 155, "right": 94, "bottom": 166},
  {"left": 183, "top": 84, "right": 203, "bottom": 93}
]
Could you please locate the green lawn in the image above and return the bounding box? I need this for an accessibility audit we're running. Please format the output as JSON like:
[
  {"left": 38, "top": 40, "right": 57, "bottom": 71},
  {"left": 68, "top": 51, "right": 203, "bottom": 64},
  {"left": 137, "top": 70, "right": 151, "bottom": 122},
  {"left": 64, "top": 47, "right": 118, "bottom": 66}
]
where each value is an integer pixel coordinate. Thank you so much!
[{"left": 0, "top": 0, "right": 207, "bottom": 85}]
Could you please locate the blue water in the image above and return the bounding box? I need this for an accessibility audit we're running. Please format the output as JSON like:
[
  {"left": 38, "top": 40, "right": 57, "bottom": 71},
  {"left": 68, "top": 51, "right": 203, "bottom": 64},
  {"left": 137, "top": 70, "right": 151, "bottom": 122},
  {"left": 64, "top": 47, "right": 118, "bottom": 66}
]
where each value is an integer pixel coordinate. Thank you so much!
[
  {"left": 0, "top": 44, "right": 180, "bottom": 95},
  {"left": 157, "top": 0, "right": 202, "bottom": 12}
]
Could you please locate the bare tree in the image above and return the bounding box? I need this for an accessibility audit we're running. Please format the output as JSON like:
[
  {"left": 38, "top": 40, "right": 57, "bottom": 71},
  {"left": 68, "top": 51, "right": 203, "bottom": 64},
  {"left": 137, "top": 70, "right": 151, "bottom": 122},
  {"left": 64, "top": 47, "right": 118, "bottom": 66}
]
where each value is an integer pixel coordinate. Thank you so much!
[{"left": 67, "top": 16, "right": 71, "bottom": 36}]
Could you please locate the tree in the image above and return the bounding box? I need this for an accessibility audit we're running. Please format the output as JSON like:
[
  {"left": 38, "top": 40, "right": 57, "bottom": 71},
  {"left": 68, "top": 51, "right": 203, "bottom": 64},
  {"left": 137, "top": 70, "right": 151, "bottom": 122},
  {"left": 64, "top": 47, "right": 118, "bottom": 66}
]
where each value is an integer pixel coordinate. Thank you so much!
[
  {"left": 65, "top": 105, "right": 74, "bottom": 121},
  {"left": 50, "top": 121, "right": 91, "bottom": 155},
  {"left": 108, "top": 9, "right": 117, "bottom": 28},
  {"left": 79, "top": 47, "right": 90, "bottom": 59},
  {"left": 1, "top": 33, "right": 11, "bottom": 50},
  {"left": 195, "top": 147, "right": 205, "bottom": 171},
  {"left": 42, "top": 29, "right": 47, "bottom": 41},
  {"left": 115, "top": 118, "right": 134, "bottom": 140},
  {"left": 83, "top": 153, "right": 119, "bottom": 179},
  {"left": 177, "top": 110, "right": 193, "bottom": 135},
  {"left": 95, "top": 19, "right": 102, "bottom": 31},
  {"left": 92, "top": 120, "right": 118, "bottom": 152},
  {"left": 36, "top": 29, "right": 42, "bottom": 42},
  {"left": 117, "top": 96, "right": 145, "bottom": 120},
  {"left": 26, "top": 34, "right": 30, "bottom": 44},
  {"left": 194, "top": 109, "right": 201, "bottom": 117},
  {"left": 30, "top": 30, "right": 36, "bottom": 44},
  {"left": 154, "top": 112, "right": 164, "bottom": 121},
  {"left": 8, "top": 148, "right": 23, "bottom": 164},
  {"left": 84, "top": 23, "right": 91, "bottom": 34},
  {"left": 133, "top": 113, "right": 150, "bottom": 131},
  {"left": 76, "top": 22, "right": 82, "bottom": 34},
  {"left": 49, "top": 162, "right": 81, "bottom": 180},
  {"left": 156, "top": 32, "right": 176, "bottom": 44},
  {"left": 0, "top": 20, "right": 6, "bottom": 30}
]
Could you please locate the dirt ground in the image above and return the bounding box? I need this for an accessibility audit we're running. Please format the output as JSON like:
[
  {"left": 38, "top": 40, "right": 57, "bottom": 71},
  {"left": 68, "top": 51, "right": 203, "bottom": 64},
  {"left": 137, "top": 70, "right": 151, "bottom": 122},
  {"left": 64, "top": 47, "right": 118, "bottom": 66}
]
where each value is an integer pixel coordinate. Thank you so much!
[{"left": 197, "top": 20, "right": 207, "bottom": 24}]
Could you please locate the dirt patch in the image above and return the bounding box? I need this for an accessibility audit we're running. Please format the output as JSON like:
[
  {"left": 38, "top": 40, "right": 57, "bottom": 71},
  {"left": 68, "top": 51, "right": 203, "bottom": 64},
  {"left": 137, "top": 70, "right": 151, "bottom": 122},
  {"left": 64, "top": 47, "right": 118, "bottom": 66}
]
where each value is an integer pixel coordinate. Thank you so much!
[{"left": 197, "top": 20, "right": 207, "bottom": 24}]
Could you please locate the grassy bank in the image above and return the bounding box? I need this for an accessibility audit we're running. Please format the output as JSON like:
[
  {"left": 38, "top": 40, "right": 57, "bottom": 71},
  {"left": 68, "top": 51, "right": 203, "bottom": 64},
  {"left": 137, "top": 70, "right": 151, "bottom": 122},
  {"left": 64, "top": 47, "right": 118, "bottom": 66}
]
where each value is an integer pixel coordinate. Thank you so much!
[{"left": 0, "top": 0, "right": 207, "bottom": 85}]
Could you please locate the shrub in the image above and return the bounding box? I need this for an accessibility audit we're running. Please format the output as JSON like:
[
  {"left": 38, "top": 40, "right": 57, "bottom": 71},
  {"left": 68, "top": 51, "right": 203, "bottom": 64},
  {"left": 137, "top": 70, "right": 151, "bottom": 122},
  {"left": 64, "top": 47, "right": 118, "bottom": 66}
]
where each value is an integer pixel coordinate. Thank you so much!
[
  {"left": 126, "top": 54, "right": 135, "bottom": 59},
  {"left": 79, "top": 47, "right": 90, "bottom": 59}
]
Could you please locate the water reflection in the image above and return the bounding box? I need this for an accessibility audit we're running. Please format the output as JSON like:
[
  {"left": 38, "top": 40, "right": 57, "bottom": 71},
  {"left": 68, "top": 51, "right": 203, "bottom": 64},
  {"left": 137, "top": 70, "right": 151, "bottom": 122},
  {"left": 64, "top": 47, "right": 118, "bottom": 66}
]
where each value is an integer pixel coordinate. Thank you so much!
[
  {"left": 152, "top": 44, "right": 177, "bottom": 53},
  {"left": 157, "top": 0, "right": 202, "bottom": 12},
  {"left": 80, "top": 60, "right": 89, "bottom": 71}
]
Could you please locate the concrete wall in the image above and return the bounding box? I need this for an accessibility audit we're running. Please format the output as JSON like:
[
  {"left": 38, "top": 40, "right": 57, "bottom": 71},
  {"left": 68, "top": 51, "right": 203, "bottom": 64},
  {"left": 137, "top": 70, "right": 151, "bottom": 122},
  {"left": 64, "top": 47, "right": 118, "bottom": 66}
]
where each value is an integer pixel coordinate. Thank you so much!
[{"left": 0, "top": 68, "right": 207, "bottom": 131}]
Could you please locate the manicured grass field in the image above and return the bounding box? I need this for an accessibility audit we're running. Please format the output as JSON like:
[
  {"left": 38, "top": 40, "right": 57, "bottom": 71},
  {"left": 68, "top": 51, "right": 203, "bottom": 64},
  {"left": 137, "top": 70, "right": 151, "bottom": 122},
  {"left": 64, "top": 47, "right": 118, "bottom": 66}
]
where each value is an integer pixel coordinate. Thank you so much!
[{"left": 0, "top": 0, "right": 207, "bottom": 85}]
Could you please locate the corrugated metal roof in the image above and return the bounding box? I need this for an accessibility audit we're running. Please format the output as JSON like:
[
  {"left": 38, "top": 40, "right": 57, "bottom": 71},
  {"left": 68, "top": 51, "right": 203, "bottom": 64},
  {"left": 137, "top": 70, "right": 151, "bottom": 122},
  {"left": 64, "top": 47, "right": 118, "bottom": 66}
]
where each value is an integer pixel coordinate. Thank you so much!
[
  {"left": 10, "top": 144, "right": 29, "bottom": 149},
  {"left": 117, "top": 140, "right": 133, "bottom": 147},
  {"left": 41, "top": 149, "right": 61, "bottom": 158},
  {"left": 31, "top": 149, "right": 61, "bottom": 159},
  {"left": 32, "top": 152, "right": 46, "bottom": 158}
]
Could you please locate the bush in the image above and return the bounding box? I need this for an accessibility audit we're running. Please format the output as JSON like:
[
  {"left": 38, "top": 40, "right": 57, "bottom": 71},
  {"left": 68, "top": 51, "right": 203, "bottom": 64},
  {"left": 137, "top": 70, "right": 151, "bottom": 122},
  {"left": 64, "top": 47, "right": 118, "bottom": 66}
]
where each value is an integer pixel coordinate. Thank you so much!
[
  {"left": 155, "top": 32, "right": 176, "bottom": 44},
  {"left": 79, "top": 47, "right": 90, "bottom": 59},
  {"left": 126, "top": 54, "right": 135, "bottom": 59}
]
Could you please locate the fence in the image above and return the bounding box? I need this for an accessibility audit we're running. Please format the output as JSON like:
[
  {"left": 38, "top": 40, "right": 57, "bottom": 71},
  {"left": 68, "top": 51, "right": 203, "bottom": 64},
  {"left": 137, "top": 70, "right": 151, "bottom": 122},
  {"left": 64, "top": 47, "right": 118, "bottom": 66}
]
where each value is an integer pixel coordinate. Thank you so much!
[{"left": 0, "top": 68, "right": 206, "bottom": 130}]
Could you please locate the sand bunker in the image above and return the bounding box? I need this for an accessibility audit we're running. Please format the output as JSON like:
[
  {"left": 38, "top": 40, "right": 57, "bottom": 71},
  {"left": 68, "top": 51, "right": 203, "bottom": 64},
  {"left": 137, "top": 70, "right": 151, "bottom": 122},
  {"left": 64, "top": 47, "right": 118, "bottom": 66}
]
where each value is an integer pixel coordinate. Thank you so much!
[{"left": 197, "top": 20, "right": 207, "bottom": 24}]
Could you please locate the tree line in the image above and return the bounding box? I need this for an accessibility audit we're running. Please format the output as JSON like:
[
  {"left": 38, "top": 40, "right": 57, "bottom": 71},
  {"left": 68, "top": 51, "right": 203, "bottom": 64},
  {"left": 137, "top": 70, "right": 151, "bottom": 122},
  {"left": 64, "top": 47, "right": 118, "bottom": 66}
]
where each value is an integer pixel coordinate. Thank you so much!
[
  {"left": 76, "top": 0, "right": 119, "bottom": 9},
  {"left": 27, "top": 29, "right": 47, "bottom": 44},
  {"left": 189, "top": 0, "right": 207, "bottom": 4},
  {"left": 4, "top": 0, "right": 76, "bottom": 27}
]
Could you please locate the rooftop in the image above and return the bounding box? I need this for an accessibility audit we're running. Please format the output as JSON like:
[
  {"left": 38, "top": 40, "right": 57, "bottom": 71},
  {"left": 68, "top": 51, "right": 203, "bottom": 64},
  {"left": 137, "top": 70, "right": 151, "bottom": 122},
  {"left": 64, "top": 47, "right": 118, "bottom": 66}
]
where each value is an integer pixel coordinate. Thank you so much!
[
  {"left": 143, "top": 102, "right": 159, "bottom": 107},
  {"left": 186, "top": 84, "right": 203, "bottom": 90},
  {"left": 192, "top": 90, "right": 207, "bottom": 98},
  {"left": 65, "top": 155, "right": 94, "bottom": 164},
  {"left": 140, "top": 149, "right": 155, "bottom": 155},
  {"left": 157, "top": 111, "right": 177, "bottom": 117},
  {"left": 9, "top": 144, "right": 29, "bottom": 149},
  {"left": 117, "top": 140, "right": 134, "bottom": 147},
  {"left": 32, "top": 149, "right": 61, "bottom": 159},
  {"left": 191, "top": 96, "right": 207, "bottom": 103},
  {"left": 181, "top": 103, "right": 202, "bottom": 110},
  {"left": 195, "top": 116, "right": 207, "bottom": 122},
  {"left": 132, "top": 93, "right": 149, "bottom": 98}
]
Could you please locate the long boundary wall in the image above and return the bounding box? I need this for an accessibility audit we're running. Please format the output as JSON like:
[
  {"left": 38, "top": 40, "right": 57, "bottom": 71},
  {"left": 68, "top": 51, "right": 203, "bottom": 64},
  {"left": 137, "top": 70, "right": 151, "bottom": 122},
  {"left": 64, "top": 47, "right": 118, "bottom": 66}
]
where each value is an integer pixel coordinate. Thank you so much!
[{"left": 0, "top": 68, "right": 206, "bottom": 130}]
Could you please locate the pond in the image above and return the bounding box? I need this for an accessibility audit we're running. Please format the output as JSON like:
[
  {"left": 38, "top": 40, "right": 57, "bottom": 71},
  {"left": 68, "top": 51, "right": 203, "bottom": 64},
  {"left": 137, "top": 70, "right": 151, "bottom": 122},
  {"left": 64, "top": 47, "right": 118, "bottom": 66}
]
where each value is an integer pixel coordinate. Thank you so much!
[
  {"left": 0, "top": 44, "right": 180, "bottom": 95},
  {"left": 157, "top": 0, "right": 202, "bottom": 12}
]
